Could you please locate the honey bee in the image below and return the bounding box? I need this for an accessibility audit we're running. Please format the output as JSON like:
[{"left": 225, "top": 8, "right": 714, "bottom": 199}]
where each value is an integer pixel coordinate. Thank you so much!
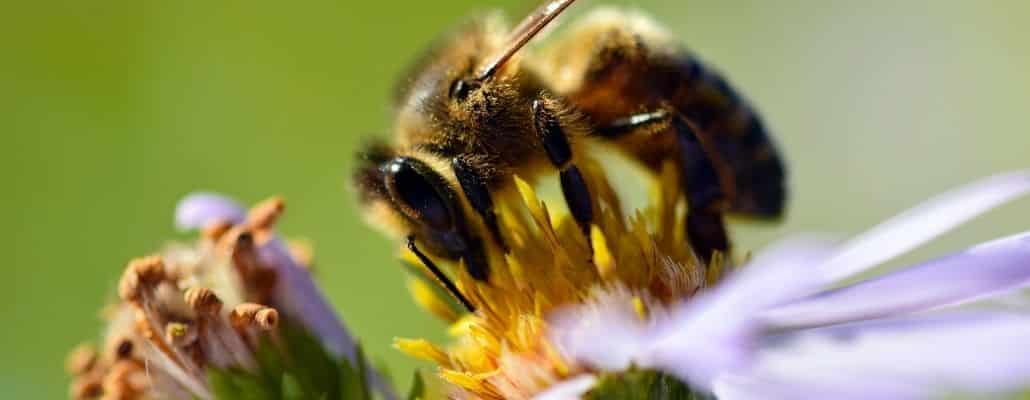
[{"left": 353, "top": 0, "right": 786, "bottom": 307}]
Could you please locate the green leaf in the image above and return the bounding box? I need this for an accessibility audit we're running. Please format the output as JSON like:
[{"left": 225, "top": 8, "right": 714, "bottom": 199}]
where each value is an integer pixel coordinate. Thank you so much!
[
  {"left": 208, "top": 368, "right": 243, "bottom": 400},
  {"left": 282, "top": 373, "right": 305, "bottom": 400},
  {"left": 228, "top": 371, "right": 278, "bottom": 400},
  {"left": 204, "top": 318, "right": 400, "bottom": 400},
  {"left": 207, "top": 367, "right": 279, "bottom": 400},
  {"left": 278, "top": 319, "right": 343, "bottom": 399},
  {"left": 354, "top": 346, "right": 372, "bottom": 400},
  {"left": 338, "top": 357, "right": 364, "bottom": 399},
  {"left": 406, "top": 371, "right": 425, "bottom": 400}
]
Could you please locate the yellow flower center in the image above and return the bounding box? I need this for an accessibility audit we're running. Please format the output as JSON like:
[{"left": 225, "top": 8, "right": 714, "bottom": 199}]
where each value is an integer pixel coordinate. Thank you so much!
[{"left": 396, "top": 157, "right": 726, "bottom": 399}]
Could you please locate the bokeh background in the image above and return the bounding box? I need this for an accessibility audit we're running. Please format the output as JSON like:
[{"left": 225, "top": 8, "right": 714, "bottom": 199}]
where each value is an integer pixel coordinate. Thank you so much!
[{"left": 4, "top": 0, "right": 1030, "bottom": 398}]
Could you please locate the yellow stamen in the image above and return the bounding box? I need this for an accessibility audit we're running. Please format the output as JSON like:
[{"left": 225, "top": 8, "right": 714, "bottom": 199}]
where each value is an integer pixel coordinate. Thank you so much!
[
  {"left": 632, "top": 296, "right": 649, "bottom": 321},
  {"left": 448, "top": 314, "right": 479, "bottom": 337},
  {"left": 590, "top": 224, "right": 616, "bottom": 280},
  {"left": 408, "top": 278, "right": 460, "bottom": 323},
  {"left": 504, "top": 253, "right": 529, "bottom": 291},
  {"left": 394, "top": 338, "right": 453, "bottom": 368},
  {"left": 439, "top": 369, "right": 500, "bottom": 397}
]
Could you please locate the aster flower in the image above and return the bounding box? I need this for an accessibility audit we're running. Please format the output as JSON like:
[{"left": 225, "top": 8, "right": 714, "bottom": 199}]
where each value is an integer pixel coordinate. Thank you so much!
[
  {"left": 388, "top": 148, "right": 1030, "bottom": 399},
  {"left": 67, "top": 194, "right": 396, "bottom": 400},
  {"left": 393, "top": 159, "right": 719, "bottom": 399},
  {"left": 543, "top": 171, "right": 1030, "bottom": 399}
]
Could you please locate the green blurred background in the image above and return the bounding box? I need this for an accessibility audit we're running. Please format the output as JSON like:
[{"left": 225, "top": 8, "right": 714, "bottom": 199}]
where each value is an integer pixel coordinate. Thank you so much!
[{"left": 3, "top": 0, "right": 1030, "bottom": 398}]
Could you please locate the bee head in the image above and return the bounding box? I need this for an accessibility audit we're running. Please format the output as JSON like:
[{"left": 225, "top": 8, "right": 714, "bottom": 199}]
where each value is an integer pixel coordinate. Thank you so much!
[
  {"left": 358, "top": 1, "right": 580, "bottom": 282},
  {"left": 353, "top": 145, "right": 490, "bottom": 280}
]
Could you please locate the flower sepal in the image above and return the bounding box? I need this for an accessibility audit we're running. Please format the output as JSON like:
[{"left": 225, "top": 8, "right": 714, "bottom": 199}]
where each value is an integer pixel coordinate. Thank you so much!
[
  {"left": 585, "top": 369, "right": 711, "bottom": 400},
  {"left": 206, "top": 318, "right": 376, "bottom": 400}
]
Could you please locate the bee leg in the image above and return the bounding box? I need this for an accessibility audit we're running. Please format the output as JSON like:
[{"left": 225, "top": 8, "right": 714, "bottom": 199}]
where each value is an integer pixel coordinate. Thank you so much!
[
  {"left": 452, "top": 156, "right": 508, "bottom": 252},
  {"left": 599, "top": 110, "right": 730, "bottom": 263},
  {"left": 673, "top": 116, "right": 730, "bottom": 263},
  {"left": 532, "top": 99, "right": 595, "bottom": 242}
]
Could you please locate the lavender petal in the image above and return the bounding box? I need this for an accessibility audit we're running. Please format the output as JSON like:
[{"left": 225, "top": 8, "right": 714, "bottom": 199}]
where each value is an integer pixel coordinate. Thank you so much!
[
  {"left": 257, "top": 237, "right": 396, "bottom": 400},
  {"left": 716, "top": 312, "right": 1030, "bottom": 400},
  {"left": 762, "top": 231, "right": 1030, "bottom": 330},
  {"left": 547, "top": 239, "right": 829, "bottom": 390},
  {"left": 533, "top": 375, "right": 598, "bottom": 400},
  {"left": 174, "top": 192, "right": 246, "bottom": 230},
  {"left": 645, "top": 236, "right": 839, "bottom": 385},
  {"left": 553, "top": 237, "right": 835, "bottom": 390},
  {"left": 818, "top": 171, "right": 1030, "bottom": 283},
  {"left": 549, "top": 288, "right": 656, "bottom": 374}
]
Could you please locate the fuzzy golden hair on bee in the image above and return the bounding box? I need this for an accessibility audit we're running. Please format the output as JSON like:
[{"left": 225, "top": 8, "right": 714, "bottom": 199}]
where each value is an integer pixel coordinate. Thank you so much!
[
  {"left": 352, "top": 139, "right": 408, "bottom": 238},
  {"left": 352, "top": 0, "right": 787, "bottom": 295},
  {"left": 352, "top": 139, "right": 394, "bottom": 204},
  {"left": 391, "top": 12, "right": 512, "bottom": 110},
  {"left": 534, "top": 7, "right": 678, "bottom": 95}
]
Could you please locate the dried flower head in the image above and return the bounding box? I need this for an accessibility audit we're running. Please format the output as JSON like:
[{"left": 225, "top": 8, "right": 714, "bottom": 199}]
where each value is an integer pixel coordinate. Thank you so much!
[{"left": 68, "top": 195, "right": 393, "bottom": 400}]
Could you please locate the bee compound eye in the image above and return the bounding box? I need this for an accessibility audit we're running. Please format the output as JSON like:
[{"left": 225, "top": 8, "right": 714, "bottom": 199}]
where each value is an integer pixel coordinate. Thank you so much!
[
  {"left": 383, "top": 158, "right": 455, "bottom": 232},
  {"left": 449, "top": 78, "right": 478, "bottom": 101}
]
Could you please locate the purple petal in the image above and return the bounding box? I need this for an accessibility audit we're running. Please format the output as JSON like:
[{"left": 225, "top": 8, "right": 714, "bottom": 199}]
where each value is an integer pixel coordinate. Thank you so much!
[
  {"left": 257, "top": 237, "right": 396, "bottom": 400},
  {"left": 643, "top": 237, "right": 837, "bottom": 389},
  {"left": 257, "top": 237, "right": 358, "bottom": 360},
  {"left": 549, "top": 289, "right": 654, "bottom": 373},
  {"left": 818, "top": 171, "right": 1030, "bottom": 283},
  {"left": 550, "top": 237, "right": 837, "bottom": 390},
  {"left": 533, "top": 375, "right": 598, "bottom": 400},
  {"left": 762, "top": 231, "right": 1030, "bottom": 330},
  {"left": 716, "top": 312, "right": 1030, "bottom": 400},
  {"left": 174, "top": 192, "right": 246, "bottom": 230}
]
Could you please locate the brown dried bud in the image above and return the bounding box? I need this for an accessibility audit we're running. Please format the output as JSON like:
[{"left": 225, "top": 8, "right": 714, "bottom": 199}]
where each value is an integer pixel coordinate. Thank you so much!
[
  {"left": 254, "top": 308, "right": 279, "bottom": 330},
  {"left": 248, "top": 197, "right": 285, "bottom": 232},
  {"left": 128, "top": 256, "right": 165, "bottom": 285},
  {"left": 184, "top": 287, "right": 222, "bottom": 316},
  {"left": 214, "top": 226, "right": 246, "bottom": 254},
  {"left": 117, "top": 268, "right": 141, "bottom": 302},
  {"left": 65, "top": 343, "right": 98, "bottom": 376},
  {"left": 118, "top": 256, "right": 166, "bottom": 302},
  {"left": 230, "top": 231, "right": 258, "bottom": 268},
  {"left": 230, "top": 303, "right": 277, "bottom": 330},
  {"left": 102, "top": 360, "right": 147, "bottom": 398},
  {"left": 107, "top": 336, "right": 134, "bottom": 360},
  {"left": 69, "top": 376, "right": 103, "bottom": 399},
  {"left": 201, "top": 220, "right": 234, "bottom": 242}
]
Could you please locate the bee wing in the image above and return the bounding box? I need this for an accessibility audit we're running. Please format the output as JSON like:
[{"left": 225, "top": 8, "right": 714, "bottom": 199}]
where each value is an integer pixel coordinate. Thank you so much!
[{"left": 477, "top": 0, "right": 577, "bottom": 79}]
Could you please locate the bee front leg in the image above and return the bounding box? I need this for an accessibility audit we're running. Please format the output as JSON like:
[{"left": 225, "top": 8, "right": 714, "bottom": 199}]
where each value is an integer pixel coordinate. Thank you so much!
[
  {"left": 452, "top": 156, "right": 509, "bottom": 252},
  {"left": 407, "top": 236, "right": 476, "bottom": 312},
  {"left": 601, "top": 109, "right": 730, "bottom": 263},
  {"left": 531, "top": 99, "right": 595, "bottom": 243}
]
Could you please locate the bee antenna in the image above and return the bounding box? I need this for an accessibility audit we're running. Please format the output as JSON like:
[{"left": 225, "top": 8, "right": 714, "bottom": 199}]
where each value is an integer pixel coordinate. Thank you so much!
[
  {"left": 476, "top": 0, "right": 577, "bottom": 80},
  {"left": 406, "top": 235, "right": 476, "bottom": 313}
]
